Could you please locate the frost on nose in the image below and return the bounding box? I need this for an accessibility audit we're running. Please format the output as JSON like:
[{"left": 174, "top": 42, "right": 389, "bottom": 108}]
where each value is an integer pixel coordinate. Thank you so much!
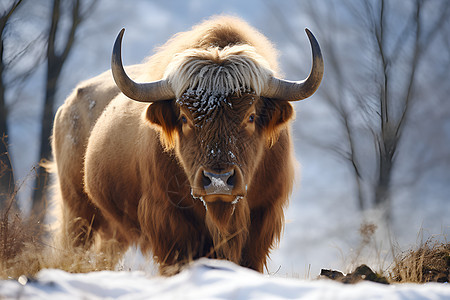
[{"left": 203, "top": 171, "right": 234, "bottom": 195}]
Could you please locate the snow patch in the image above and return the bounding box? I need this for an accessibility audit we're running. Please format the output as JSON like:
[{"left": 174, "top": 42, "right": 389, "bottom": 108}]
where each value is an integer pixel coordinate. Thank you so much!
[
  {"left": 210, "top": 176, "right": 227, "bottom": 189},
  {"left": 1, "top": 259, "right": 449, "bottom": 299},
  {"left": 65, "top": 134, "right": 77, "bottom": 145},
  {"left": 89, "top": 98, "right": 96, "bottom": 111},
  {"left": 231, "top": 196, "right": 242, "bottom": 205},
  {"left": 199, "top": 196, "right": 207, "bottom": 210},
  {"left": 191, "top": 189, "right": 208, "bottom": 210},
  {"left": 228, "top": 151, "right": 236, "bottom": 160}
]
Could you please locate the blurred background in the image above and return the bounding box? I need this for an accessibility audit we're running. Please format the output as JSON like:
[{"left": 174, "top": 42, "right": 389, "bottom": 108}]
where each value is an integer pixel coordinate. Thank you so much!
[{"left": 1, "top": 0, "right": 449, "bottom": 277}]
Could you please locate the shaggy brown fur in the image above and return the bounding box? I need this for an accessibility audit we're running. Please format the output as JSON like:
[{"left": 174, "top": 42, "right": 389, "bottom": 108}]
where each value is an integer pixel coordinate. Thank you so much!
[{"left": 52, "top": 16, "right": 295, "bottom": 275}]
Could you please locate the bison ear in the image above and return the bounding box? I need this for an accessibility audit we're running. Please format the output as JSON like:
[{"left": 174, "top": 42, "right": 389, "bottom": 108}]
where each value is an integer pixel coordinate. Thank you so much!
[
  {"left": 260, "top": 99, "right": 294, "bottom": 147},
  {"left": 146, "top": 101, "right": 178, "bottom": 150}
]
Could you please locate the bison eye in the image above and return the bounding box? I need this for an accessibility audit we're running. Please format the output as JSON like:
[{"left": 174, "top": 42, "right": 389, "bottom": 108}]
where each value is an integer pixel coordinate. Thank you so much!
[
  {"left": 248, "top": 114, "right": 255, "bottom": 123},
  {"left": 181, "top": 115, "right": 188, "bottom": 124}
]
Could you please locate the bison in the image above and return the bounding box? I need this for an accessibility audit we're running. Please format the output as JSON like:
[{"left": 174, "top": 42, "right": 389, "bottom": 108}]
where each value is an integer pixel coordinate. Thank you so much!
[{"left": 51, "top": 16, "right": 323, "bottom": 274}]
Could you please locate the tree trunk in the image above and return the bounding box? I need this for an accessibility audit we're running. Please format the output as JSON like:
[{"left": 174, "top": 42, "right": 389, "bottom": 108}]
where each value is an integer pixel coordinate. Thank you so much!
[
  {"left": 32, "top": 0, "right": 86, "bottom": 212},
  {"left": 0, "top": 30, "right": 16, "bottom": 211},
  {"left": 32, "top": 64, "right": 61, "bottom": 212},
  {"left": 374, "top": 153, "right": 393, "bottom": 222}
]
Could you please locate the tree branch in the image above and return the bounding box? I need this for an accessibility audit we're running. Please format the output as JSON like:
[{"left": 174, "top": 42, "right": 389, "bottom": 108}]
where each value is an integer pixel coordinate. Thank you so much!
[
  {"left": 60, "top": 0, "right": 80, "bottom": 64},
  {"left": 0, "top": 0, "right": 23, "bottom": 31},
  {"left": 395, "top": 0, "right": 450, "bottom": 140},
  {"left": 394, "top": 0, "right": 421, "bottom": 143}
]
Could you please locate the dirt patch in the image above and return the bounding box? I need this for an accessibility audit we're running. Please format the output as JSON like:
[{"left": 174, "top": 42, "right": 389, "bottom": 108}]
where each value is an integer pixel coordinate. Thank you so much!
[{"left": 320, "top": 264, "right": 389, "bottom": 284}]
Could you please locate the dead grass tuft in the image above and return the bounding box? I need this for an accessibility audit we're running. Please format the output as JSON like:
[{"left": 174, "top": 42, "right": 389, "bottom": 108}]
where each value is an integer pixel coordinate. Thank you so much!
[
  {"left": 390, "top": 238, "right": 449, "bottom": 283},
  {"left": 325, "top": 220, "right": 449, "bottom": 285},
  {"left": 1, "top": 208, "right": 42, "bottom": 261},
  {"left": 0, "top": 200, "right": 45, "bottom": 278},
  {"left": 0, "top": 191, "right": 123, "bottom": 279}
]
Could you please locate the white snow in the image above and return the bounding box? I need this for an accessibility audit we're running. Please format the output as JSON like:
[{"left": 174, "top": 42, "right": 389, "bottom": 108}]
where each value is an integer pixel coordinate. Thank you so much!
[
  {"left": 89, "top": 98, "right": 96, "bottom": 111},
  {"left": 1, "top": 259, "right": 448, "bottom": 300},
  {"left": 232, "top": 195, "right": 243, "bottom": 204},
  {"left": 210, "top": 176, "right": 228, "bottom": 188}
]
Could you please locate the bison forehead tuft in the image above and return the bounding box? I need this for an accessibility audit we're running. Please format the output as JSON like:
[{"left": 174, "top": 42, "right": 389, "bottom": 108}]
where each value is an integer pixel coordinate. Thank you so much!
[{"left": 164, "top": 44, "right": 274, "bottom": 99}]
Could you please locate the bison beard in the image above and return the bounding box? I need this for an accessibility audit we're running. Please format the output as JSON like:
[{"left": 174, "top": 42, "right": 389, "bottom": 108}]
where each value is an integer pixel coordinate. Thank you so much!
[
  {"left": 205, "top": 200, "right": 250, "bottom": 265},
  {"left": 51, "top": 15, "right": 322, "bottom": 275}
]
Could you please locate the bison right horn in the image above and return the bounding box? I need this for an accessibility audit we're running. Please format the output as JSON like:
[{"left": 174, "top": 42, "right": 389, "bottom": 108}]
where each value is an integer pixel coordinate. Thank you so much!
[
  {"left": 111, "top": 28, "right": 175, "bottom": 102},
  {"left": 262, "top": 29, "right": 324, "bottom": 101}
]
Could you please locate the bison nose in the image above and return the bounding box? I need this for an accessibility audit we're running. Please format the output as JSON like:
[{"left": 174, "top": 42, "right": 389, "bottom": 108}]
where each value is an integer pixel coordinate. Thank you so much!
[{"left": 202, "top": 170, "right": 235, "bottom": 195}]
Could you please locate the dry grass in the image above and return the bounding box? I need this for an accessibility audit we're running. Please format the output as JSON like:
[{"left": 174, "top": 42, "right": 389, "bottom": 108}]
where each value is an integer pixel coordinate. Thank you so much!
[
  {"left": 390, "top": 238, "right": 449, "bottom": 283},
  {"left": 0, "top": 192, "right": 122, "bottom": 279},
  {"left": 323, "top": 221, "right": 449, "bottom": 284},
  {"left": 354, "top": 223, "right": 449, "bottom": 284},
  {"left": 0, "top": 200, "right": 44, "bottom": 278}
]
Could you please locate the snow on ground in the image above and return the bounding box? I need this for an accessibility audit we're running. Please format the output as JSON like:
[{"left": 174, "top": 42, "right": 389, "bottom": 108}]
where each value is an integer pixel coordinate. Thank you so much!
[{"left": 1, "top": 259, "right": 449, "bottom": 300}]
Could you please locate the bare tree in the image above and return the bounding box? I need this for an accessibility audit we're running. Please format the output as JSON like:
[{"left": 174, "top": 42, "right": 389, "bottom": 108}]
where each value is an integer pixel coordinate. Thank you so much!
[
  {"left": 32, "top": 0, "right": 96, "bottom": 212},
  {"left": 0, "top": 0, "right": 24, "bottom": 210},
  {"left": 269, "top": 0, "right": 450, "bottom": 222}
]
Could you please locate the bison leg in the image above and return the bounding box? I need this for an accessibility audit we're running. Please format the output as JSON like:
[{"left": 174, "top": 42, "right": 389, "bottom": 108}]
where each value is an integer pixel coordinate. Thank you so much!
[
  {"left": 55, "top": 193, "right": 129, "bottom": 269},
  {"left": 55, "top": 175, "right": 126, "bottom": 256},
  {"left": 240, "top": 205, "right": 284, "bottom": 272},
  {"left": 58, "top": 185, "right": 132, "bottom": 268},
  {"left": 83, "top": 192, "right": 139, "bottom": 255},
  {"left": 138, "top": 195, "right": 214, "bottom": 275},
  {"left": 55, "top": 182, "right": 102, "bottom": 250}
]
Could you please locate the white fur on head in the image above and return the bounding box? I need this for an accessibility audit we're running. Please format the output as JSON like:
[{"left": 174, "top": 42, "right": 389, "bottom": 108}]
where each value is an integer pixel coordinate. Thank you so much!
[{"left": 164, "top": 45, "right": 274, "bottom": 98}]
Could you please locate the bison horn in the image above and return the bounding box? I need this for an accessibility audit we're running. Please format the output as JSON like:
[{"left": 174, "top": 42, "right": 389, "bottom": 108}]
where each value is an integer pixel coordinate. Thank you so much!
[
  {"left": 262, "top": 29, "right": 323, "bottom": 101},
  {"left": 111, "top": 28, "right": 175, "bottom": 102}
]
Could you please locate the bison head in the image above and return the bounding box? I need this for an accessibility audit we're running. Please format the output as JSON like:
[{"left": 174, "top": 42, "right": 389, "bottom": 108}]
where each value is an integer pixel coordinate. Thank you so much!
[{"left": 110, "top": 28, "right": 323, "bottom": 226}]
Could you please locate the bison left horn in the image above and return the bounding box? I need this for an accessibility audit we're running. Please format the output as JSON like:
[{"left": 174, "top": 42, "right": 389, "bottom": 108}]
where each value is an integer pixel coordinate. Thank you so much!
[
  {"left": 111, "top": 28, "right": 175, "bottom": 102},
  {"left": 262, "top": 29, "right": 324, "bottom": 101}
]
